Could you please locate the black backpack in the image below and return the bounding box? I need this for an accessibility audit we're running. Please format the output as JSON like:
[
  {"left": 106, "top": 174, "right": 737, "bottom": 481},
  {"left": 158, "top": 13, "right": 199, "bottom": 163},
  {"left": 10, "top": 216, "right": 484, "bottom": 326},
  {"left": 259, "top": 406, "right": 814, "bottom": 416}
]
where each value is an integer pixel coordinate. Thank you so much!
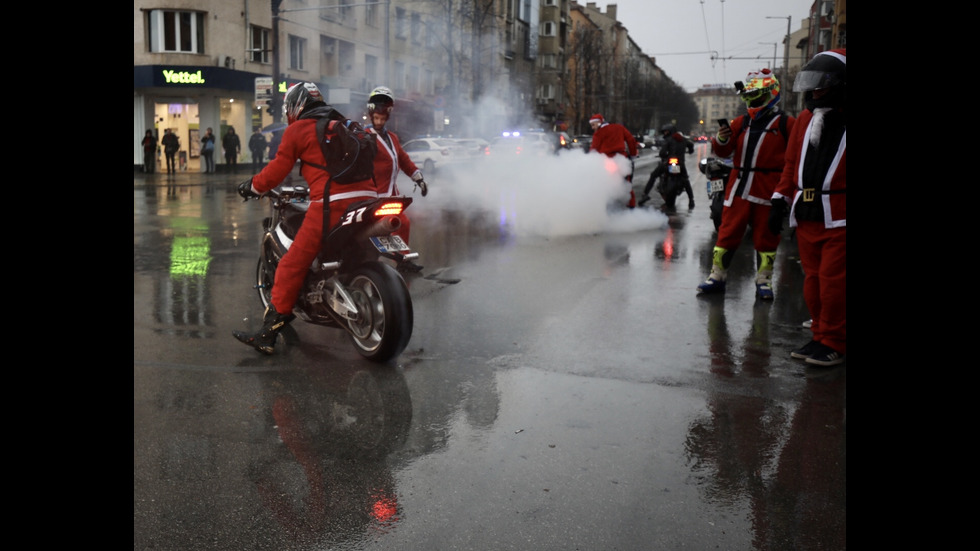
[{"left": 305, "top": 116, "right": 377, "bottom": 185}]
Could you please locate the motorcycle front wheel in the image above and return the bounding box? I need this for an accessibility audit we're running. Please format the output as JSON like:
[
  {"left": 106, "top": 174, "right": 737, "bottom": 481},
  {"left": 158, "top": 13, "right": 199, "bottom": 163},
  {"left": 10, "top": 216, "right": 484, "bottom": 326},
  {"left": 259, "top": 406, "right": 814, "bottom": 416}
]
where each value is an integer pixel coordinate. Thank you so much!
[{"left": 345, "top": 262, "right": 414, "bottom": 363}]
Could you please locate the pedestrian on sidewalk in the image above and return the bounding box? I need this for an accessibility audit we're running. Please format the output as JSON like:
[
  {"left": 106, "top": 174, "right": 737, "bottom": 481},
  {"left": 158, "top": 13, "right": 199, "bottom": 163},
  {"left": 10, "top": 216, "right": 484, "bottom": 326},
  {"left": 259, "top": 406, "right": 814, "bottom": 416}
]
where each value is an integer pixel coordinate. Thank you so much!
[
  {"left": 141, "top": 129, "right": 158, "bottom": 173},
  {"left": 200, "top": 128, "right": 216, "bottom": 173},
  {"left": 223, "top": 127, "right": 241, "bottom": 171},
  {"left": 162, "top": 128, "right": 180, "bottom": 173},
  {"left": 249, "top": 128, "right": 268, "bottom": 173}
]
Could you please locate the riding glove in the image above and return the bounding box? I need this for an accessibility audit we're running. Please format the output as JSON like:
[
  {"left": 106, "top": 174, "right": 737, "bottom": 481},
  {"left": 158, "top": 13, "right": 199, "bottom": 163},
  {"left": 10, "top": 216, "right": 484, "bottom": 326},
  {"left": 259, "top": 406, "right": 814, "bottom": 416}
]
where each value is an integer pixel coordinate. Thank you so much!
[
  {"left": 768, "top": 197, "right": 788, "bottom": 235},
  {"left": 237, "top": 179, "right": 257, "bottom": 200}
]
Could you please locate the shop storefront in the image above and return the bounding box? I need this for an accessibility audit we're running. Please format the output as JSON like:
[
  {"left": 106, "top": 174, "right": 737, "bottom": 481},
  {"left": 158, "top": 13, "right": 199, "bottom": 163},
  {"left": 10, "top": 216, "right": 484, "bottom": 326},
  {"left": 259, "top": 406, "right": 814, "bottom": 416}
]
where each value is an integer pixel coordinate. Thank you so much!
[{"left": 134, "top": 65, "right": 276, "bottom": 173}]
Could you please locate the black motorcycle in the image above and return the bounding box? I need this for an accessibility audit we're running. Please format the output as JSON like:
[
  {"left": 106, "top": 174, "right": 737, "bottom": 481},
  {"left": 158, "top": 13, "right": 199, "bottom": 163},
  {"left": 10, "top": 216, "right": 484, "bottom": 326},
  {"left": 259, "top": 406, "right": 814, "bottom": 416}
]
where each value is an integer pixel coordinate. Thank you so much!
[
  {"left": 698, "top": 157, "right": 733, "bottom": 232},
  {"left": 244, "top": 183, "right": 415, "bottom": 362},
  {"left": 656, "top": 155, "right": 687, "bottom": 210}
]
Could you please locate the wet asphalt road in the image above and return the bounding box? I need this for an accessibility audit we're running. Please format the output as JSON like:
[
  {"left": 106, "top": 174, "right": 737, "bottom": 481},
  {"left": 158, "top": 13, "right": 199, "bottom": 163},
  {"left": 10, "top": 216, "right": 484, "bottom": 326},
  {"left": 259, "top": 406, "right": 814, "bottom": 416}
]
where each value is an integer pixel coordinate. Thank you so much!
[{"left": 134, "top": 148, "right": 845, "bottom": 550}]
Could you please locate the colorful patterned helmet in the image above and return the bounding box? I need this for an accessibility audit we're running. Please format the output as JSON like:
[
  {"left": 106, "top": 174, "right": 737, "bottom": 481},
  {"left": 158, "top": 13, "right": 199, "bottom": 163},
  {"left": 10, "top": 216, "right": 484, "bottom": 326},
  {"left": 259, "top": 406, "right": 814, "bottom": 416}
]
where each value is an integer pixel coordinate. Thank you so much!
[
  {"left": 367, "top": 86, "right": 394, "bottom": 116},
  {"left": 739, "top": 68, "right": 780, "bottom": 118},
  {"left": 283, "top": 82, "right": 324, "bottom": 124}
]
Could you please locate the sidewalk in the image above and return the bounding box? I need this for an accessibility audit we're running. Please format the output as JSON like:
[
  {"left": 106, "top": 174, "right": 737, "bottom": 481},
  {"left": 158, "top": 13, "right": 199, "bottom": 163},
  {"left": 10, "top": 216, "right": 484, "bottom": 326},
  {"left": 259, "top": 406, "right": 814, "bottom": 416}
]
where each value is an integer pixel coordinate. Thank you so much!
[{"left": 134, "top": 166, "right": 262, "bottom": 186}]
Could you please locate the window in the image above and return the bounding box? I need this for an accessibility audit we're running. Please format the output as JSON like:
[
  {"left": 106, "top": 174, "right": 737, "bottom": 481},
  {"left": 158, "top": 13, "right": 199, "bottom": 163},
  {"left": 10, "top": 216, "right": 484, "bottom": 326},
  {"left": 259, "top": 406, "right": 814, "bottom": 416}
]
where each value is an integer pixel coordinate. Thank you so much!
[
  {"left": 365, "top": 2, "right": 377, "bottom": 27},
  {"left": 411, "top": 13, "right": 422, "bottom": 44},
  {"left": 545, "top": 0, "right": 557, "bottom": 5},
  {"left": 395, "top": 8, "right": 406, "bottom": 38},
  {"left": 408, "top": 66, "right": 420, "bottom": 94},
  {"left": 539, "top": 54, "right": 557, "bottom": 69},
  {"left": 147, "top": 10, "right": 204, "bottom": 53},
  {"left": 394, "top": 61, "right": 405, "bottom": 90},
  {"left": 365, "top": 55, "right": 378, "bottom": 85},
  {"left": 541, "top": 21, "right": 555, "bottom": 37},
  {"left": 289, "top": 35, "right": 306, "bottom": 70},
  {"left": 250, "top": 25, "right": 269, "bottom": 63}
]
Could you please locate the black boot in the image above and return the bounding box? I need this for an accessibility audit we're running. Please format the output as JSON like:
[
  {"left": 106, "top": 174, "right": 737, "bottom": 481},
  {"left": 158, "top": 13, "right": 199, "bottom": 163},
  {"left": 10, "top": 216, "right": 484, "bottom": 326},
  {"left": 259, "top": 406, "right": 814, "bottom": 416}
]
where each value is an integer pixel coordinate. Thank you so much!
[{"left": 233, "top": 306, "right": 294, "bottom": 354}]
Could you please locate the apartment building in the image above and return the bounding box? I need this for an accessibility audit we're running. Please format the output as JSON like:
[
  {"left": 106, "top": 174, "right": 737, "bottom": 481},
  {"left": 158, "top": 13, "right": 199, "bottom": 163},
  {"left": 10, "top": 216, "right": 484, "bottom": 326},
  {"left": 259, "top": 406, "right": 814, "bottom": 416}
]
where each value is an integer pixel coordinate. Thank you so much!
[{"left": 134, "top": 1, "right": 841, "bottom": 171}]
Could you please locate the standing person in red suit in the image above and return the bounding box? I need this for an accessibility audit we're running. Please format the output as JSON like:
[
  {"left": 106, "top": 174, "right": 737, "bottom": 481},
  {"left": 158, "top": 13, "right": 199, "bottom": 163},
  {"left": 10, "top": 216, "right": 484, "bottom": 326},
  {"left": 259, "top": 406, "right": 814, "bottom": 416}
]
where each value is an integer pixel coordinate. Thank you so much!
[
  {"left": 769, "top": 49, "right": 847, "bottom": 367},
  {"left": 588, "top": 113, "right": 639, "bottom": 208},
  {"left": 233, "top": 82, "right": 380, "bottom": 354},
  {"left": 697, "top": 68, "right": 795, "bottom": 300},
  {"left": 365, "top": 86, "right": 428, "bottom": 274}
]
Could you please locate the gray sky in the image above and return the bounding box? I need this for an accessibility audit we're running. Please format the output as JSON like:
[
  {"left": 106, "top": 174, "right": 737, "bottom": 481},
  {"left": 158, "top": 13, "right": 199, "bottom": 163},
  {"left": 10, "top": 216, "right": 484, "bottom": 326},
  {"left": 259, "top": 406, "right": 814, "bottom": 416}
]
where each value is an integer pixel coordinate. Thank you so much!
[{"left": 603, "top": 0, "right": 815, "bottom": 92}]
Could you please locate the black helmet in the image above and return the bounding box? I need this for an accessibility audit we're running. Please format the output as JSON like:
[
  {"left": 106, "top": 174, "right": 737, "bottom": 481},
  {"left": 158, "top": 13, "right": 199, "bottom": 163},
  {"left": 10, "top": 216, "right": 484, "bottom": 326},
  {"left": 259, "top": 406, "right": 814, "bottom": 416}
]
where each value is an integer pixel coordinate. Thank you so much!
[
  {"left": 283, "top": 82, "right": 325, "bottom": 124},
  {"left": 660, "top": 123, "right": 676, "bottom": 137},
  {"left": 794, "top": 49, "right": 846, "bottom": 110}
]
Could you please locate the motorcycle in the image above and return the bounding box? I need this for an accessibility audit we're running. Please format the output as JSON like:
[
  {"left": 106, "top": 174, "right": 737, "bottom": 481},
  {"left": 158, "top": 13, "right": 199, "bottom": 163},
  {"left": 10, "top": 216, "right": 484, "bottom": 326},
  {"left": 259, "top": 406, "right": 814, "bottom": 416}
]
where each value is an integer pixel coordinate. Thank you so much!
[
  {"left": 243, "top": 183, "right": 416, "bottom": 362},
  {"left": 656, "top": 156, "right": 687, "bottom": 211},
  {"left": 698, "top": 157, "right": 733, "bottom": 232}
]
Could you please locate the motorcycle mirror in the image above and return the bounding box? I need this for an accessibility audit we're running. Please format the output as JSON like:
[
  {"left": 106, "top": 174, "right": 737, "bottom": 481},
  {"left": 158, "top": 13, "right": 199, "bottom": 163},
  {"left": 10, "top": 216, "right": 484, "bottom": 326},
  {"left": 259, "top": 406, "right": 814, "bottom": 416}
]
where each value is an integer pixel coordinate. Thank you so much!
[{"left": 734, "top": 81, "right": 745, "bottom": 94}]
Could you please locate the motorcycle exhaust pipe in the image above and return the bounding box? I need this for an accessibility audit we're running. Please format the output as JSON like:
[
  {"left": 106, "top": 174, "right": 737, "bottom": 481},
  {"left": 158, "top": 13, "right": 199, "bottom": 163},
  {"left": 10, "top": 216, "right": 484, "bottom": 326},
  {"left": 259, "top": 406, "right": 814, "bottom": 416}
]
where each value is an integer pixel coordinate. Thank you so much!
[{"left": 357, "top": 215, "right": 401, "bottom": 239}]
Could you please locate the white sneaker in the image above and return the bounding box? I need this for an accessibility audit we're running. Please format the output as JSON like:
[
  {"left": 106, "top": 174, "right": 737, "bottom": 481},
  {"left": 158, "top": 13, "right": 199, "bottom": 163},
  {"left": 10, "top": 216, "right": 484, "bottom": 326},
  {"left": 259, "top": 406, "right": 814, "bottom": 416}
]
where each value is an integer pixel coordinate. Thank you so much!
[{"left": 802, "top": 319, "right": 812, "bottom": 328}]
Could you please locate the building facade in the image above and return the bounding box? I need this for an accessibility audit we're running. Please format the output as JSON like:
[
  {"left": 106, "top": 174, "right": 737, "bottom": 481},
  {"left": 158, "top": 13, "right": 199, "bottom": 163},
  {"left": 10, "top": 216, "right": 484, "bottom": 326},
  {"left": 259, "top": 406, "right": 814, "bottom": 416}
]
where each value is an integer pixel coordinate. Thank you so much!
[{"left": 134, "top": 0, "right": 841, "bottom": 171}]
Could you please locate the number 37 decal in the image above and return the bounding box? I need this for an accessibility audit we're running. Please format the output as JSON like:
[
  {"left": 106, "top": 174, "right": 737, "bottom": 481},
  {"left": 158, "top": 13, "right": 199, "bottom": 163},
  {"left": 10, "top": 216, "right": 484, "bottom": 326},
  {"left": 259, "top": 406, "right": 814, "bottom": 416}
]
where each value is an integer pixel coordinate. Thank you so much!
[{"left": 341, "top": 207, "right": 368, "bottom": 226}]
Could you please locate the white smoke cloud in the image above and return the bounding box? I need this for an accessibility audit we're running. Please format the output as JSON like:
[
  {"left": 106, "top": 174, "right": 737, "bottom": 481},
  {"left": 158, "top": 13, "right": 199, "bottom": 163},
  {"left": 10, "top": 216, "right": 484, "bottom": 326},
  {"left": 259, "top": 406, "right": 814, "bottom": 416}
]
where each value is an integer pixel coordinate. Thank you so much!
[{"left": 403, "top": 85, "right": 668, "bottom": 239}]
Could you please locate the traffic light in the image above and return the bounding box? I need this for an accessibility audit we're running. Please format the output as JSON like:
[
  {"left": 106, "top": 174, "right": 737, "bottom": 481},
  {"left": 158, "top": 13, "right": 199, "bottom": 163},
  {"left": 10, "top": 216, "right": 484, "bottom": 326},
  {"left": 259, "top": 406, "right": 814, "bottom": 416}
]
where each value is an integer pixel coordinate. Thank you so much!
[{"left": 265, "top": 99, "right": 273, "bottom": 115}]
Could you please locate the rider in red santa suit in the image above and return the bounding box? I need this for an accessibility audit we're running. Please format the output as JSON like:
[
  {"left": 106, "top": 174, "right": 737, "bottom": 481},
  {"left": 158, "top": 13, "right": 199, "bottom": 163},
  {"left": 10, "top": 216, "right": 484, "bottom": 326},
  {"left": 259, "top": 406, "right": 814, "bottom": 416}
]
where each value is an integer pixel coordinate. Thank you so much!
[
  {"left": 589, "top": 113, "right": 639, "bottom": 208},
  {"left": 769, "top": 48, "right": 847, "bottom": 367},
  {"left": 233, "top": 82, "right": 379, "bottom": 354},
  {"left": 365, "top": 86, "right": 428, "bottom": 273},
  {"left": 697, "top": 68, "right": 795, "bottom": 300}
]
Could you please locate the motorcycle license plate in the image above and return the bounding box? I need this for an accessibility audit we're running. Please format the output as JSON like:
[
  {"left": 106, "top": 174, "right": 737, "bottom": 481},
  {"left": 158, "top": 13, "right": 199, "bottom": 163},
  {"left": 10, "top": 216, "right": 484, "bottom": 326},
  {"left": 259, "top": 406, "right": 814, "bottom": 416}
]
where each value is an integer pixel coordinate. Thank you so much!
[
  {"left": 668, "top": 164, "right": 681, "bottom": 174},
  {"left": 710, "top": 180, "right": 724, "bottom": 193},
  {"left": 370, "top": 235, "right": 409, "bottom": 253}
]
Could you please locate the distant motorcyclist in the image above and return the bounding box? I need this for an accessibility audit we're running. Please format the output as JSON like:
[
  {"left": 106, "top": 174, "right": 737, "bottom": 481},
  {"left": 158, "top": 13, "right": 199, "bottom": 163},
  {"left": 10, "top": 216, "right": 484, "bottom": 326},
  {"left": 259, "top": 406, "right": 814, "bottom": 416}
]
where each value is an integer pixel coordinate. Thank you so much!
[
  {"left": 638, "top": 124, "right": 695, "bottom": 209},
  {"left": 232, "top": 82, "right": 379, "bottom": 354}
]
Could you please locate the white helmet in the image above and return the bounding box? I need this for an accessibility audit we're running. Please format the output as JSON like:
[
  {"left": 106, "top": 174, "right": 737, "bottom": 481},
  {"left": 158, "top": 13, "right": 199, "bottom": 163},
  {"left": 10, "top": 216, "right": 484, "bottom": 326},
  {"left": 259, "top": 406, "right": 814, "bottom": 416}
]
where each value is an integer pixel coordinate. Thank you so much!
[{"left": 367, "top": 86, "right": 394, "bottom": 116}]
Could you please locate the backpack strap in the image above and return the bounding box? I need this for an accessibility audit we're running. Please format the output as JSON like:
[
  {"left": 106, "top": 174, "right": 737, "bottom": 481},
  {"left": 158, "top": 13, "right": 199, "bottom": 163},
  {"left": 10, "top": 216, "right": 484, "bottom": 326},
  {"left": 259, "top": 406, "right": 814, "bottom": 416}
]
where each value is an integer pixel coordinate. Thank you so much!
[{"left": 300, "top": 117, "right": 333, "bottom": 172}]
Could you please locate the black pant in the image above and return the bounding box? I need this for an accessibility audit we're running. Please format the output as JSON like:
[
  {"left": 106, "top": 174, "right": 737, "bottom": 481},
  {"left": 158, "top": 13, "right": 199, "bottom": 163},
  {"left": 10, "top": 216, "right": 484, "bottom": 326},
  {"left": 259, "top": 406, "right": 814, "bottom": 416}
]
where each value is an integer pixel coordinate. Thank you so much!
[{"left": 165, "top": 150, "right": 177, "bottom": 172}]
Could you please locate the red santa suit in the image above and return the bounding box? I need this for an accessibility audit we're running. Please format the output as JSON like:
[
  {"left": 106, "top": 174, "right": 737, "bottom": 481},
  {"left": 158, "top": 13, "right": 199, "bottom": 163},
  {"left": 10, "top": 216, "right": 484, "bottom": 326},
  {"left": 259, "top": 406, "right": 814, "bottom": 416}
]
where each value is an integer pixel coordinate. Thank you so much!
[{"left": 369, "top": 126, "right": 421, "bottom": 244}]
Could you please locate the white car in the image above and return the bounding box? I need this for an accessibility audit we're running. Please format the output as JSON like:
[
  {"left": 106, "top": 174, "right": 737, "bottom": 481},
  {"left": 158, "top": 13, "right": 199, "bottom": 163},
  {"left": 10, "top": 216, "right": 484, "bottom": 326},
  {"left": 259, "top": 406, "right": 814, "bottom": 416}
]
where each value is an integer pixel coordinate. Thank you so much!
[{"left": 401, "top": 138, "right": 467, "bottom": 173}]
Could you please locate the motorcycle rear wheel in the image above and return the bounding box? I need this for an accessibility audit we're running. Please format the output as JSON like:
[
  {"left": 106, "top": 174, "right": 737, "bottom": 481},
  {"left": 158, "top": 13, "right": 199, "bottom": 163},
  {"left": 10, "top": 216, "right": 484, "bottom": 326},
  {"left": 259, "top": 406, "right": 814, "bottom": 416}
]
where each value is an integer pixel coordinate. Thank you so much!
[{"left": 345, "top": 262, "right": 414, "bottom": 363}]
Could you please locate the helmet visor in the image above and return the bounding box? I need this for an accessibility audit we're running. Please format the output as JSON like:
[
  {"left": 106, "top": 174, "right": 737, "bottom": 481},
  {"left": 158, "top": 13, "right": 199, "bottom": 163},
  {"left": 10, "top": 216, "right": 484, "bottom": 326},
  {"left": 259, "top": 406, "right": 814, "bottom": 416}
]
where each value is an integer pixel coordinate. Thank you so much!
[
  {"left": 740, "top": 88, "right": 767, "bottom": 103},
  {"left": 793, "top": 69, "right": 842, "bottom": 92}
]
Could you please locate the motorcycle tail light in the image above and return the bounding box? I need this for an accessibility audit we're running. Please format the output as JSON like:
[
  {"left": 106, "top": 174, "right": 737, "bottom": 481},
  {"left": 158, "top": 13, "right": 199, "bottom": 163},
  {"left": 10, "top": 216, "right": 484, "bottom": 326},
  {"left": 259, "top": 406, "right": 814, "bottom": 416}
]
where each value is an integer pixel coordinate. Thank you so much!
[
  {"left": 376, "top": 202, "right": 404, "bottom": 216},
  {"left": 669, "top": 157, "right": 679, "bottom": 164}
]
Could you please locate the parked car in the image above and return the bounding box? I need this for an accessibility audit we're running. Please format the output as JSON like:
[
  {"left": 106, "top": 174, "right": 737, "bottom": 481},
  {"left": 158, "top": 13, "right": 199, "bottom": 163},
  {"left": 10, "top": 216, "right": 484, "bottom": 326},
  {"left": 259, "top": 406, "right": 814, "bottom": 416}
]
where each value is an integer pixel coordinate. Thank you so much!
[{"left": 401, "top": 138, "right": 467, "bottom": 172}]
